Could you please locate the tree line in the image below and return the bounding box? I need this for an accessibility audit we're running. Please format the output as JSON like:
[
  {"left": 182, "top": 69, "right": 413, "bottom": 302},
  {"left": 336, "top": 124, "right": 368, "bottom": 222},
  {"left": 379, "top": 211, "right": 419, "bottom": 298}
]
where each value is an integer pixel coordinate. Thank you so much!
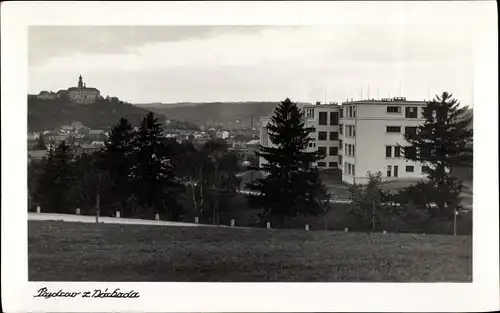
[{"left": 28, "top": 112, "right": 243, "bottom": 224}]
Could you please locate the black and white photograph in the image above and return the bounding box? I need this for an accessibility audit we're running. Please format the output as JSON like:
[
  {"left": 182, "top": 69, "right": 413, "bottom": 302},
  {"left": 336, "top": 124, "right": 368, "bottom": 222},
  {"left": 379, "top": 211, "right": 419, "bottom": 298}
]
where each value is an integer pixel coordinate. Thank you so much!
[{"left": 1, "top": 1, "right": 499, "bottom": 312}]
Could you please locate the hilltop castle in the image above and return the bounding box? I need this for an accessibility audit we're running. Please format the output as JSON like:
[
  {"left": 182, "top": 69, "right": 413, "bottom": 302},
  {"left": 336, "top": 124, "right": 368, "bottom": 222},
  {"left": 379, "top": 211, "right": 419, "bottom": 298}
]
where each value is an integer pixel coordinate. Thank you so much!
[{"left": 37, "top": 75, "right": 101, "bottom": 104}]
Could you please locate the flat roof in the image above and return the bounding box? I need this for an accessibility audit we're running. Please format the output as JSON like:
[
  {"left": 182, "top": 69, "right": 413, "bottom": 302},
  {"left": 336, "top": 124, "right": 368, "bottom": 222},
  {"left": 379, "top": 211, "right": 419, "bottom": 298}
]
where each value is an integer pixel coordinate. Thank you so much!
[{"left": 341, "top": 98, "right": 428, "bottom": 106}]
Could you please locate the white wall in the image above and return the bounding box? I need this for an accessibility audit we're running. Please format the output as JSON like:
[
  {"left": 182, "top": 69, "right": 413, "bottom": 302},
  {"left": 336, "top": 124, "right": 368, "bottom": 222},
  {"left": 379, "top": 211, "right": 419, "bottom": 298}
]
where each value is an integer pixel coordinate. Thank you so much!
[{"left": 341, "top": 101, "right": 428, "bottom": 184}]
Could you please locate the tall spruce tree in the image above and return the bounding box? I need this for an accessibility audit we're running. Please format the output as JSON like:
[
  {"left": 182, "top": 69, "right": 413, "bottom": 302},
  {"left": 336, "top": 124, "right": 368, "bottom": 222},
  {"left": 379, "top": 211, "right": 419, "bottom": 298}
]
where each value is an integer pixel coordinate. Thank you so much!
[
  {"left": 130, "top": 112, "right": 183, "bottom": 219},
  {"left": 403, "top": 92, "right": 473, "bottom": 217},
  {"left": 104, "top": 118, "right": 135, "bottom": 216},
  {"left": 246, "top": 98, "right": 327, "bottom": 226},
  {"left": 38, "top": 141, "right": 74, "bottom": 213}
]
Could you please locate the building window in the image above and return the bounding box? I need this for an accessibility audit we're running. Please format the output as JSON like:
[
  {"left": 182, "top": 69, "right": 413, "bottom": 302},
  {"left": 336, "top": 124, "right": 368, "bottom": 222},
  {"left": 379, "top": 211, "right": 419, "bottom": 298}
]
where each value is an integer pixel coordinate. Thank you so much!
[
  {"left": 318, "top": 146, "right": 327, "bottom": 157},
  {"left": 339, "top": 124, "right": 343, "bottom": 135},
  {"left": 329, "top": 131, "right": 338, "bottom": 140},
  {"left": 394, "top": 146, "right": 401, "bottom": 158},
  {"left": 349, "top": 106, "right": 353, "bottom": 118},
  {"left": 405, "top": 126, "right": 417, "bottom": 137},
  {"left": 318, "top": 162, "right": 326, "bottom": 167},
  {"left": 406, "top": 165, "right": 414, "bottom": 172},
  {"left": 318, "top": 131, "right": 327, "bottom": 140},
  {"left": 387, "top": 165, "right": 392, "bottom": 177},
  {"left": 339, "top": 140, "right": 343, "bottom": 150},
  {"left": 352, "top": 164, "right": 355, "bottom": 176},
  {"left": 404, "top": 146, "right": 417, "bottom": 159},
  {"left": 345, "top": 143, "right": 348, "bottom": 152},
  {"left": 329, "top": 162, "right": 338, "bottom": 168},
  {"left": 352, "top": 145, "right": 355, "bottom": 156},
  {"left": 405, "top": 106, "right": 418, "bottom": 118},
  {"left": 329, "top": 147, "right": 338, "bottom": 156},
  {"left": 348, "top": 145, "right": 352, "bottom": 156},
  {"left": 353, "top": 106, "right": 356, "bottom": 118},
  {"left": 308, "top": 143, "right": 314, "bottom": 147},
  {"left": 340, "top": 108, "right": 343, "bottom": 118},
  {"left": 386, "top": 126, "right": 401, "bottom": 133},
  {"left": 422, "top": 165, "right": 431, "bottom": 173},
  {"left": 330, "top": 112, "right": 339, "bottom": 125},
  {"left": 347, "top": 125, "right": 354, "bottom": 137},
  {"left": 319, "top": 112, "right": 328, "bottom": 125},
  {"left": 353, "top": 126, "right": 356, "bottom": 137},
  {"left": 387, "top": 106, "right": 402, "bottom": 113},
  {"left": 339, "top": 155, "right": 343, "bottom": 166},
  {"left": 386, "top": 146, "right": 392, "bottom": 158}
]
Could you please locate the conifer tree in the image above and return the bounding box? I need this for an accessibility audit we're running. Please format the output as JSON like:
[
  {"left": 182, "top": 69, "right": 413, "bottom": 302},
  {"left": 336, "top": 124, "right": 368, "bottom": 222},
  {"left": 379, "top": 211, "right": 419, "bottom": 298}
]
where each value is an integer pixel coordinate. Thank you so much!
[
  {"left": 403, "top": 92, "right": 473, "bottom": 217},
  {"left": 130, "top": 112, "right": 183, "bottom": 219},
  {"left": 103, "top": 118, "right": 135, "bottom": 216},
  {"left": 246, "top": 98, "right": 327, "bottom": 226},
  {"left": 38, "top": 141, "right": 74, "bottom": 213}
]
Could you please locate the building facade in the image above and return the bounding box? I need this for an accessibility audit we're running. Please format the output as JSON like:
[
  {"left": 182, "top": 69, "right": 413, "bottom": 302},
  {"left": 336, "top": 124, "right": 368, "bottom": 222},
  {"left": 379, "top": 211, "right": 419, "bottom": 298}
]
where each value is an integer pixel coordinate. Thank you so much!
[
  {"left": 338, "top": 97, "right": 429, "bottom": 184},
  {"left": 36, "top": 75, "right": 101, "bottom": 104},
  {"left": 67, "top": 75, "right": 100, "bottom": 104},
  {"left": 259, "top": 102, "right": 341, "bottom": 169}
]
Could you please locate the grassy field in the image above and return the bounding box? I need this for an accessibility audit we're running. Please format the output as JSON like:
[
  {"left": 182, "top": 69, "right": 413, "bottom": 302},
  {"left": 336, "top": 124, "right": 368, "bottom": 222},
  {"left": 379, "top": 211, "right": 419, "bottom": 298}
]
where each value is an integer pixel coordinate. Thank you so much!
[{"left": 29, "top": 221, "right": 472, "bottom": 282}]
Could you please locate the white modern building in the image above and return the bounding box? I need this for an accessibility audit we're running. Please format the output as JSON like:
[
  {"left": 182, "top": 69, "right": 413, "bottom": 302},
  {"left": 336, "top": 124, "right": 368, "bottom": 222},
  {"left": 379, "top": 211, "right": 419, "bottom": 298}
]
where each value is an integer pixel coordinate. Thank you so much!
[
  {"left": 259, "top": 102, "right": 340, "bottom": 169},
  {"left": 338, "top": 97, "right": 429, "bottom": 184}
]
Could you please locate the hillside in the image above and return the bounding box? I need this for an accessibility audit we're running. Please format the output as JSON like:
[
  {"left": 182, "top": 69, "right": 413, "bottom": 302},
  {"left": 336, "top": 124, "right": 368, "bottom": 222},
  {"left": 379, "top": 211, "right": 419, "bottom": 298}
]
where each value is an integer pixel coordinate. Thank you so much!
[
  {"left": 28, "top": 96, "right": 167, "bottom": 132},
  {"left": 136, "top": 101, "right": 306, "bottom": 129}
]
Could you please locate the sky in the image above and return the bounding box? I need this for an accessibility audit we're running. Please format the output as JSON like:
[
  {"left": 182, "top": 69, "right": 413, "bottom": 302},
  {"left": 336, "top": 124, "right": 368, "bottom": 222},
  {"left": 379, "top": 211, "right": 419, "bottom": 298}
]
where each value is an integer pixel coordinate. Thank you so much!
[{"left": 28, "top": 23, "right": 474, "bottom": 105}]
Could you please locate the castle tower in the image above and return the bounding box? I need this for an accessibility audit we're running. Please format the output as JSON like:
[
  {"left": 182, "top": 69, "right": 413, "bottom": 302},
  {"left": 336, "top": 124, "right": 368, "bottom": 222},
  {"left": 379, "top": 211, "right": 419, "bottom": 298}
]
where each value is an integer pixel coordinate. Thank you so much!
[{"left": 78, "top": 75, "right": 83, "bottom": 88}]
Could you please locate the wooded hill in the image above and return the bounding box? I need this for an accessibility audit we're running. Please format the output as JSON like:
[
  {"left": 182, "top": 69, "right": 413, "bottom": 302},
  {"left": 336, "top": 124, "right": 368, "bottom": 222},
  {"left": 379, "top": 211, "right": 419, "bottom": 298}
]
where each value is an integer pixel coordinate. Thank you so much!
[{"left": 28, "top": 96, "right": 166, "bottom": 132}]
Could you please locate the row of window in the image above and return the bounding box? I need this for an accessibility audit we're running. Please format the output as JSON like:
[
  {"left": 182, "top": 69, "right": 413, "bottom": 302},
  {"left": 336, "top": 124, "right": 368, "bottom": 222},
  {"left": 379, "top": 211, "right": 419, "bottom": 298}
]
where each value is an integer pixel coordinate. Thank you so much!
[
  {"left": 386, "top": 165, "right": 430, "bottom": 177},
  {"left": 318, "top": 111, "right": 340, "bottom": 126},
  {"left": 344, "top": 143, "right": 355, "bottom": 157},
  {"left": 340, "top": 106, "right": 356, "bottom": 119},
  {"left": 387, "top": 145, "right": 417, "bottom": 159},
  {"left": 345, "top": 125, "right": 356, "bottom": 137},
  {"left": 385, "top": 145, "right": 417, "bottom": 159},
  {"left": 317, "top": 161, "right": 338, "bottom": 168},
  {"left": 344, "top": 162, "right": 355, "bottom": 176},
  {"left": 318, "top": 131, "right": 339, "bottom": 141},
  {"left": 318, "top": 146, "right": 339, "bottom": 157},
  {"left": 386, "top": 126, "right": 417, "bottom": 136},
  {"left": 387, "top": 106, "right": 419, "bottom": 118}
]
